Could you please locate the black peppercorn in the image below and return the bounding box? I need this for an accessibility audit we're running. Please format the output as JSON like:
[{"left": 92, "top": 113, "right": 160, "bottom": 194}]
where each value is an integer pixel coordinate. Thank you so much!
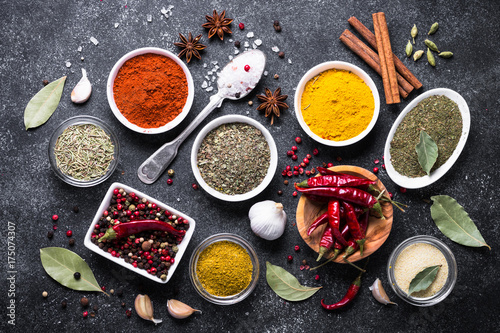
[
  {"left": 47, "top": 231, "right": 54, "bottom": 239},
  {"left": 234, "top": 40, "right": 240, "bottom": 48},
  {"left": 61, "top": 300, "right": 67, "bottom": 308},
  {"left": 93, "top": 304, "right": 98, "bottom": 312},
  {"left": 121, "top": 302, "right": 126, "bottom": 308},
  {"left": 73, "top": 206, "right": 79, "bottom": 213},
  {"left": 277, "top": 190, "right": 283, "bottom": 195},
  {"left": 42, "top": 79, "right": 49, "bottom": 86},
  {"left": 278, "top": 51, "right": 285, "bottom": 58},
  {"left": 235, "top": 92, "right": 241, "bottom": 99},
  {"left": 74, "top": 272, "right": 81, "bottom": 280},
  {"left": 80, "top": 297, "right": 89, "bottom": 307},
  {"left": 69, "top": 238, "right": 75, "bottom": 246},
  {"left": 273, "top": 20, "right": 280, "bottom": 26},
  {"left": 274, "top": 25, "right": 282, "bottom": 32}
]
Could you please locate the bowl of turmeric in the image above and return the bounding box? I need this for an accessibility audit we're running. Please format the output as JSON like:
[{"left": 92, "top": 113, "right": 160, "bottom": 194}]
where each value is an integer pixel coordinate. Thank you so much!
[
  {"left": 294, "top": 61, "right": 380, "bottom": 146},
  {"left": 107, "top": 47, "right": 194, "bottom": 134}
]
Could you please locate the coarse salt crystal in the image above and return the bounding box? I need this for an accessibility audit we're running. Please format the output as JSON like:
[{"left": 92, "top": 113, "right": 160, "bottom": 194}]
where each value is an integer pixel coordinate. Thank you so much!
[
  {"left": 205, "top": 76, "right": 210, "bottom": 81},
  {"left": 77, "top": 46, "right": 82, "bottom": 52},
  {"left": 65, "top": 61, "right": 71, "bottom": 68},
  {"left": 211, "top": 76, "right": 216, "bottom": 82},
  {"left": 264, "top": 70, "right": 268, "bottom": 76},
  {"left": 90, "top": 37, "right": 99, "bottom": 45},
  {"left": 211, "top": 61, "right": 218, "bottom": 65},
  {"left": 81, "top": 57, "right": 84, "bottom": 61},
  {"left": 203, "top": 63, "right": 208, "bottom": 68},
  {"left": 229, "top": 38, "right": 233, "bottom": 42},
  {"left": 228, "top": 55, "right": 233, "bottom": 60},
  {"left": 244, "top": 41, "right": 250, "bottom": 48},
  {"left": 288, "top": 58, "right": 292, "bottom": 64},
  {"left": 160, "top": 8, "right": 167, "bottom": 14},
  {"left": 255, "top": 39, "right": 262, "bottom": 46},
  {"left": 214, "top": 65, "right": 219, "bottom": 70},
  {"left": 252, "top": 43, "right": 257, "bottom": 49},
  {"left": 114, "top": 23, "right": 119, "bottom": 28},
  {"left": 207, "top": 71, "right": 213, "bottom": 75},
  {"left": 147, "top": 14, "right": 152, "bottom": 22},
  {"left": 201, "top": 81, "right": 208, "bottom": 89},
  {"left": 206, "top": 86, "right": 214, "bottom": 92},
  {"left": 246, "top": 32, "right": 254, "bottom": 38},
  {"left": 234, "top": 49, "right": 240, "bottom": 55},
  {"left": 272, "top": 46, "right": 279, "bottom": 52}
]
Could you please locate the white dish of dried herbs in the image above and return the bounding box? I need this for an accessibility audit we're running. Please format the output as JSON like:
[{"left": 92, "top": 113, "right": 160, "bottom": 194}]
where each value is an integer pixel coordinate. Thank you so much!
[
  {"left": 191, "top": 115, "right": 278, "bottom": 202},
  {"left": 384, "top": 88, "right": 470, "bottom": 189},
  {"left": 48, "top": 115, "right": 120, "bottom": 187}
]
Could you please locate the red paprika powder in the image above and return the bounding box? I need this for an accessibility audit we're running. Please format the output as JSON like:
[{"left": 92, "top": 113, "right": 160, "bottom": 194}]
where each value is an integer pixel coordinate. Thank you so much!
[{"left": 113, "top": 53, "right": 188, "bottom": 129}]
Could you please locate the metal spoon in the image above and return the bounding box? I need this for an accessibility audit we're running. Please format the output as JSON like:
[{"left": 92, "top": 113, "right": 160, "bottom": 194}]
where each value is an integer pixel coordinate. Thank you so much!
[{"left": 137, "top": 49, "right": 267, "bottom": 184}]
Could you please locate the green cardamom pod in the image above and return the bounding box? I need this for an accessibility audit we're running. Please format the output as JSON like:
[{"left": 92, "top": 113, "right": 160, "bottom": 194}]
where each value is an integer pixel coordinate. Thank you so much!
[
  {"left": 413, "top": 50, "right": 424, "bottom": 61},
  {"left": 411, "top": 24, "right": 418, "bottom": 44},
  {"left": 424, "top": 39, "right": 439, "bottom": 52},
  {"left": 427, "top": 48, "right": 436, "bottom": 67},
  {"left": 428, "top": 22, "right": 439, "bottom": 35},
  {"left": 438, "top": 51, "right": 453, "bottom": 58},
  {"left": 405, "top": 40, "right": 413, "bottom": 57}
]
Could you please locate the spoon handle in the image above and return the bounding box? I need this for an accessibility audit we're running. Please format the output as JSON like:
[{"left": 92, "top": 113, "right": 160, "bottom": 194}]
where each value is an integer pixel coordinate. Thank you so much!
[{"left": 137, "top": 94, "right": 225, "bottom": 184}]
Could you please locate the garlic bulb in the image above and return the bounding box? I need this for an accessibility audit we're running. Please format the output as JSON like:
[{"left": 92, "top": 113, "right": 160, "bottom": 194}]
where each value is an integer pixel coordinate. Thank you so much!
[
  {"left": 249, "top": 200, "right": 287, "bottom": 240},
  {"left": 134, "top": 294, "right": 163, "bottom": 325},
  {"left": 167, "top": 299, "right": 201, "bottom": 319},
  {"left": 369, "top": 278, "right": 397, "bottom": 305},
  {"left": 71, "top": 68, "right": 92, "bottom": 103}
]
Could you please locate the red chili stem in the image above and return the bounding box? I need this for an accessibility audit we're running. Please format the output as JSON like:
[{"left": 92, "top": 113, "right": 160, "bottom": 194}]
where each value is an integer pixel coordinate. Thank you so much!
[
  {"left": 98, "top": 220, "right": 186, "bottom": 242},
  {"left": 307, "top": 212, "right": 328, "bottom": 235},
  {"left": 328, "top": 200, "right": 348, "bottom": 246},
  {"left": 295, "top": 184, "right": 378, "bottom": 208}
]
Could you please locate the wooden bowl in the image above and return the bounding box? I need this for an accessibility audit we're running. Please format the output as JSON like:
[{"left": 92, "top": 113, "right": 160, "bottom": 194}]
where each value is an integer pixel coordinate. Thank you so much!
[{"left": 296, "top": 165, "right": 393, "bottom": 263}]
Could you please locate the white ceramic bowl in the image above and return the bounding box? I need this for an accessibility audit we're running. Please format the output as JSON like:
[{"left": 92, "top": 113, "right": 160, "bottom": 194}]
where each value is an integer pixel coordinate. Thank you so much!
[
  {"left": 191, "top": 115, "right": 278, "bottom": 202},
  {"left": 106, "top": 47, "right": 194, "bottom": 134},
  {"left": 84, "top": 182, "right": 196, "bottom": 284},
  {"left": 384, "top": 88, "right": 470, "bottom": 189},
  {"left": 294, "top": 61, "right": 380, "bottom": 146}
]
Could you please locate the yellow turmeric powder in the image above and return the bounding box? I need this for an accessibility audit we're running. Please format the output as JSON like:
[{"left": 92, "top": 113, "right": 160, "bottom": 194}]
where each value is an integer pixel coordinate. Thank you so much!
[
  {"left": 196, "top": 240, "right": 253, "bottom": 297},
  {"left": 301, "top": 69, "right": 375, "bottom": 141}
]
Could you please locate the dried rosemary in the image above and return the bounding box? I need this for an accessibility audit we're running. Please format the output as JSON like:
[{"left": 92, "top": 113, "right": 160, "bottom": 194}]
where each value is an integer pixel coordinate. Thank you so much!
[
  {"left": 54, "top": 124, "right": 115, "bottom": 181},
  {"left": 390, "top": 95, "right": 462, "bottom": 177},
  {"left": 197, "top": 123, "right": 270, "bottom": 195}
]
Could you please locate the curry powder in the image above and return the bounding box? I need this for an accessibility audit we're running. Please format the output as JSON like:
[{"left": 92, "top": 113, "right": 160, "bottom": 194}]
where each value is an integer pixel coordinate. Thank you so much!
[
  {"left": 300, "top": 69, "right": 374, "bottom": 141},
  {"left": 196, "top": 241, "right": 253, "bottom": 297}
]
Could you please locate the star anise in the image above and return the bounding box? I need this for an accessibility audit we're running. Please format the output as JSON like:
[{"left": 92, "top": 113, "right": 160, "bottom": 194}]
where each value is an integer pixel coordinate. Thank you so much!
[
  {"left": 202, "top": 10, "right": 233, "bottom": 40},
  {"left": 174, "top": 33, "right": 207, "bottom": 63},
  {"left": 257, "top": 88, "right": 289, "bottom": 125}
]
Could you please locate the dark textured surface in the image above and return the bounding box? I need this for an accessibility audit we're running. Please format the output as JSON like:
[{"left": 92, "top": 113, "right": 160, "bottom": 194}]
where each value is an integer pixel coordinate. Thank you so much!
[{"left": 1, "top": 1, "right": 499, "bottom": 332}]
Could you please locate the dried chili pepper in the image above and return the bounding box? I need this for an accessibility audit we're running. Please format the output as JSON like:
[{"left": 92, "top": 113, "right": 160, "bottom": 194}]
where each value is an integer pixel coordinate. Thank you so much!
[
  {"left": 342, "top": 201, "right": 366, "bottom": 255},
  {"left": 328, "top": 200, "right": 348, "bottom": 247},
  {"left": 296, "top": 174, "right": 375, "bottom": 188},
  {"left": 98, "top": 220, "right": 186, "bottom": 242},
  {"left": 343, "top": 210, "right": 370, "bottom": 258},
  {"left": 316, "top": 167, "right": 343, "bottom": 176},
  {"left": 307, "top": 212, "right": 328, "bottom": 235},
  {"left": 294, "top": 184, "right": 378, "bottom": 208},
  {"left": 317, "top": 225, "right": 334, "bottom": 261},
  {"left": 321, "top": 270, "right": 364, "bottom": 310}
]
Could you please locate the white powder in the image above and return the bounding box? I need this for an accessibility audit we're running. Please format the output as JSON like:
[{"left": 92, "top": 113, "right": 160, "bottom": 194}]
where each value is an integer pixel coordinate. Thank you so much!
[{"left": 394, "top": 242, "right": 449, "bottom": 297}]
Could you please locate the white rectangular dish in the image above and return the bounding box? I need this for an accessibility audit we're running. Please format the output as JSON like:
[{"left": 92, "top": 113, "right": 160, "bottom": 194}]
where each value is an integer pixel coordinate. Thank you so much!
[{"left": 84, "top": 182, "right": 196, "bottom": 283}]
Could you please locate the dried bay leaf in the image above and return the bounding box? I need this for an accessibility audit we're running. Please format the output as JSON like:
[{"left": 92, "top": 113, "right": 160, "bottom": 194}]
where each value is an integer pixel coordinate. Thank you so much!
[
  {"left": 431, "top": 195, "right": 491, "bottom": 249},
  {"left": 408, "top": 265, "right": 440, "bottom": 295},
  {"left": 24, "top": 76, "right": 66, "bottom": 130},
  {"left": 40, "top": 247, "right": 108, "bottom": 294},
  {"left": 266, "top": 261, "right": 321, "bottom": 301},
  {"left": 415, "top": 130, "right": 438, "bottom": 175}
]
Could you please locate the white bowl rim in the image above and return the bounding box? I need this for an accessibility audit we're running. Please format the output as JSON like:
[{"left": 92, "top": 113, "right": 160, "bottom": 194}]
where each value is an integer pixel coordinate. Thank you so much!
[
  {"left": 294, "top": 61, "right": 381, "bottom": 147},
  {"left": 106, "top": 47, "right": 195, "bottom": 134},
  {"left": 190, "top": 115, "right": 278, "bottom": 202},
  {"left": 83, "top": 182, "right": 196, "bottom": 284},
  {"left": 383, "top": 88, "right": 471, "bottom": 189}
]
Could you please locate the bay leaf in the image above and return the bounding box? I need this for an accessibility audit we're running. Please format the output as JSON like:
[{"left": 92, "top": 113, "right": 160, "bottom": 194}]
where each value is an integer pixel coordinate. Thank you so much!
[
  {"left": 24, "top": 76, "right": 66, "bottom": 130},
  {"left": 266, "top": 261, "right": 321, "bottom": 301},
  {"left": 431, "top": 195, "right": 491, "bottom": 249},
  {"left": 408, "top": 265, "right": 441, "bottom": 295},
  {"left": 415, "top": 130, "right": 438, "bottom": 175},
  {"left": 40, "top": 247, "right": 107, "bottom": 294}
]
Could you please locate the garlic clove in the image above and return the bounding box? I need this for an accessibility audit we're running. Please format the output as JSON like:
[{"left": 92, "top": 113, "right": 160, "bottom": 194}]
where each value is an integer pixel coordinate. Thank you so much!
[
  {"left": 71, "top": 68, "right": 92, "bottom": 103},
  {"left": 249, "top": 200, "right": 287, "bottom": 241},
  {"left": 134, "top": 294, "right": 163, "bottom": 324},
  {"left": 167, "top": 299, "right": 201, "bottom": 319},
  {"left": 369, "top": 278, "right": 397, "bottom": 305}
]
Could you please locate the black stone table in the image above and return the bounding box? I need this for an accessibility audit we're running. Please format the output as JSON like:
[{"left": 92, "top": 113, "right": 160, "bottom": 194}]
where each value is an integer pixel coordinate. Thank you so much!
[{"left": 2, "top": 1, "right": 499, "bottom": 332}]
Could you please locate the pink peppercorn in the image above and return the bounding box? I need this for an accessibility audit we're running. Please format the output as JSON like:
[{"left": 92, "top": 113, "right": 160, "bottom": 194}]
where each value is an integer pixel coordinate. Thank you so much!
[
  {"left": 373, "top": 167, "right": 379, "bottom": 173},
  {"left": 292, "top": 191, "right": 298, "bottom": 197},
  {"left": 52, "top": 214, "right": 59, "bottom": 221},
  {"left": 239, "top": 22, "right": 245, "bottom": 30},
  {"left": 292, "top": 155, "right": 298, "bottom": 161},
  {"left": 400, "top": 187, "right": 407, "bottom": 193},
  {"left": 244, "top": 64, "right": 250, "bottom": 71},
  {"left": 313, "top": 148, "right": 319, "bottom": 155},
  {"left": 66, "top": 230, "right": 73, "bottom": 237}
]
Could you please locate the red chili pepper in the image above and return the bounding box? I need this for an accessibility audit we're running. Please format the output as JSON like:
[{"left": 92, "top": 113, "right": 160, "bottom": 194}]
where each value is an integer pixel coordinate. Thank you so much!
[
  {"left": 328, "top": 200, "right": 348, "bottom": 247},
  {"left": 295, "top": 184, "right": 378, "bottom": 208},
  {"left": 321, "top": 270, "right": 364, "bottom": 310},
  {"left": 307, "top": 212, "right": 328, "bottom": 235},
  {"left": 98, "top": 220, "right": 186, "bottom": 242},
  {"left": 343, "top": 209, "right": 370, "bottom": 258},
  {"left": 297, "top": 174, "right": 375, "bottom": 188},
  {"left": 317, "top": 225, "right": 334, "bottom": 261},
  {"left": 342, "top": 201, "right": 366, "bottom": 255},
  {"left": 316, "top": 167, "right": 343, "bottom": 176}
]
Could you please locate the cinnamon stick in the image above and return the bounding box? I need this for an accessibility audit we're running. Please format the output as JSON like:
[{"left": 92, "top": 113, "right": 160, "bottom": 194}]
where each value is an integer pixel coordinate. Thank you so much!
[
  {"left": 340, "top": 29, "right": 413, "bottom": 98},
  {"left": 373, "top": 12, "right": 400, "bottom": 104},
  {"left": 348, "top": 16, "right": 423, "bottom": 90}
]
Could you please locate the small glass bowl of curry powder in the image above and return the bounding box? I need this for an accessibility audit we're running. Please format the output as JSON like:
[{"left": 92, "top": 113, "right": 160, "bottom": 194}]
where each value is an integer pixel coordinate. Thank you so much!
[{"left": 189, "top": 233, "right": 259, "bottom": 305}]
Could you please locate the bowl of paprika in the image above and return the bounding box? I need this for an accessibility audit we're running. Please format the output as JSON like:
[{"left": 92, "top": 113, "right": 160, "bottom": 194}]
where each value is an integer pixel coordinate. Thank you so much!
[
  {"left": 294, "top": 61, "right": 380, "bottom": 146},
  {"left": 107, "top": 47, "right": 195, "bottom": 134}
]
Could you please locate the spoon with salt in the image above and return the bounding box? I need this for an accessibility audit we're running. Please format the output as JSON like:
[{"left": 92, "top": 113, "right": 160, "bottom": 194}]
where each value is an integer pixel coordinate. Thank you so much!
[{"left": 137, "top": 49, "right": 267, "bottom": 184}]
